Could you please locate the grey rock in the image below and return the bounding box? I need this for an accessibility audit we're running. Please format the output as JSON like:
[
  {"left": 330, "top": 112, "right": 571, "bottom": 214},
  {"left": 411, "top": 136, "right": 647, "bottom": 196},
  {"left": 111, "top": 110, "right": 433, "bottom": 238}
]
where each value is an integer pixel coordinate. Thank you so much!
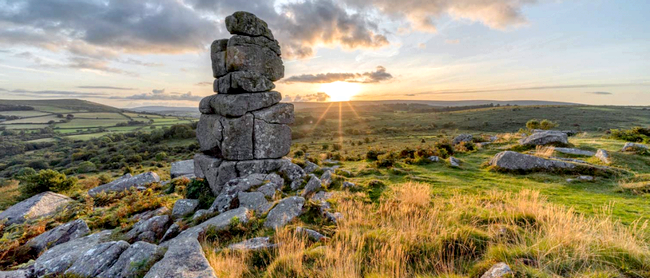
[
  {"left": 279, "top": 160, "right": 307, "bottom": 190},
  {"left": 553, "top": 157, "right": 589, "bottom": 164},
  {"left": 238, "top": 192, "right": 273, "bottom": 214},
  {"left": 229, "top": 34, "right": 281, "bottom": 56},
  {"left": 33, "top": 230, "right": 112, "bottom": 276},
  {"left": 567, "top": 175, "right": 594, "bottom": 183},
  {"left": 296, "top": 227, "right": 326, "bottom": 241},
  {"left": 130, "top": 207, "right": 169, "bottom": 222},
  {"left": 171, "top": 199, "right": 199, "bottom": 219},
  {"left": 452, "top": 134, "right": 473, "bottom": 145},
  {"left": 312, "top": 191, "right": 334, "bottom": 203},
  {"left": 199, "top": 94, "right": 217, "bottom": 114},
  {"left": 265, "top": 173, "right": 284, "bottom": 189},
  {"left": 26, "top": 219, "right": 89, "bottom": 254},
  {"left": 204, "top": 159, "right": 287, "bottom": 195},
  {"left": 320, "top": 170, "right": 333, "bottom": 187},
  {"left": 124, "top": 215, "right": 170, "bottom": 243},
  {"left": 489, "top": 151, "right": 575, "bottom": 172},
  {"left": 221, "top": 113, "right": 254, "bottom": 160},
  {"left": 481, "top": 262, "right": 513, "bottom": 278},
  {"left": 215, "top": 71, "right": 275, "bottom": 94},
  {"left": 192, "top": 209, "right": 211, "bottom": 221},
  {"left": 224, "top": 173, "right": 268, "bottom": 193},
  {"left": 303, "top": 160, "right": 319, "bottom": 173},
  {"left": 100, "top": 241, "right": 160, "bottom": 278},
  {"left": 0, "top": 191, "right": 71, "bottom": 225},
  {"left": 225, "top": 11, "right": 274, "bottom": 40},
  {"left": 208, "top": 91, "right": 281, "bottom": 117},
  {"left": 88, "top": 172, "right": 160, "bottom": 197},
  {"left": 226, "top": 44, "right": 284, "bottom": 81},
  {"left": 171, "top": 160, "right": 195, "bottom": 178},
  {"left": 227, "top": 237, "right": 277, "bottom": 251},
  {"left": 143, "top": 236, "right": 216, "bottom": 278},
  {"left": 449, "top": 157, "right": 461, "bottom": 168},
  {"left": 325, "top": 212, "right": 343, "bottom": 223},
  {"left": 256, "top": 184, "right": 277, "bottom": 198},
  {"left": 553, "top": 147, "right": 595, "bottom": 156},
  {"left": 476, "top": 142, "right": 491, "bottom": 148},
  {"left": 428, "top": 156, "right": 440, "bottom": 162},
  {"left": 264, "top": 196, "right": 305, "bottom": 229},
  {"left": 0, "top": 269, "right": 32, "bottom": 278},
  {"left": 342, "top": 181, "right": 356, "bottom": 189},
  {"left": 532, "top": 129, "right": 577, "bottom": 136},
  {"left": 193, "top": 153, "right": 222, "bottom": 186},
  {"left": 596, "top": 149, "right": 611, "bottom": 164},
  {"left": 172, "top": 208, "right": 250, "bottom": 243},
  {"left": 622, "top": 142, "right": 648, "bottom": 152},
  {"left": 519, "top": 131, "right": 569, "bottom": 146},
  {"left": 253, "top": 120, "right": 291, "bottom": 159},
  {"left": 302, "top": 175, "right": 322, "bottom": 197},
  {"left": 160, "top": 223, "right": 180, "bottom": 243},
  {"left": 252, "top": 103, "right": 295, "bottom": 124},
  {"left": 196, "top": 114, "right": 224, "bottom": 154},
  {"left": 210, "top": 191, "right": 239, "bottom": 214},
  {"left": 65, "top": 240, "right": 130, "bottom": 277},
  {"left": 210, "top": 39, "right": 229, "bottom": 78}
]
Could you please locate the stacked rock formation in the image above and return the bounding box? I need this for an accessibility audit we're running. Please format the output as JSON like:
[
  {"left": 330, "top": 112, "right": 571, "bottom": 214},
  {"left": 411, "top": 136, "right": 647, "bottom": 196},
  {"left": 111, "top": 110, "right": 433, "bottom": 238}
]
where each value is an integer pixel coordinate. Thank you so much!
[{"left": 195, "top": 11, "right": 295, "bottom": 195}]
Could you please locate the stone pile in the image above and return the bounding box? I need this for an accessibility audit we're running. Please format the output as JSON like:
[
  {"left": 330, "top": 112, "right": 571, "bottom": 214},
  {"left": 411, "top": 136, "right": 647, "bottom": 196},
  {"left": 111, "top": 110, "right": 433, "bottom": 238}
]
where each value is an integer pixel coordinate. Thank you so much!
[{"left": 195, "top": 11, "right": 296, "bottom": 195}]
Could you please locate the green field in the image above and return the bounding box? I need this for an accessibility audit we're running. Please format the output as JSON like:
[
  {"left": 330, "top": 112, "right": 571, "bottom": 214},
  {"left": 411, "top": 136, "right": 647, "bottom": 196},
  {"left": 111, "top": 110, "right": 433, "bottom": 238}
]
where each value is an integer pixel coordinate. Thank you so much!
[{"left": 0, "top": 111, "right": 50, "bottom": 117}]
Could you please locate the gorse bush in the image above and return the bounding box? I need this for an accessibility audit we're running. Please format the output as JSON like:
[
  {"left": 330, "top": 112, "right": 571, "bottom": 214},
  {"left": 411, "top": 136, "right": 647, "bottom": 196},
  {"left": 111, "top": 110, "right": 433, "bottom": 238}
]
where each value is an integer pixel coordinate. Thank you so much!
[
  {"left": 526, "top": 119, "right": 559, "bottom": 130},
  {"left": 19, "top": 169, "right": 77, "bottom": 198},
  {"left": 610, "top": 127, "right": 650, "bottom": 143}
]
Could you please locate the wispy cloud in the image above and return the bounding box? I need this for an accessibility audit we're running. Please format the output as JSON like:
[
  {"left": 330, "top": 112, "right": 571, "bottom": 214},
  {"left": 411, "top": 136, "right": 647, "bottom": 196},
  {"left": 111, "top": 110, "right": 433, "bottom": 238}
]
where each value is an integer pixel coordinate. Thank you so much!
[
  {"left": 77, "top": 86, "right": 136, "bottom": 90},
  {"left": 395, "top": 83, "right": 649, "bottom": 97},
  {"left": 195, "top": 82, "right": 212, "bottom": 86},
  {"left": 115, "top": 89, "right": 203, "bottom": 101},
  {"left": 0, "top": 89, "right": 107, "bottom": 98},
  {"left": 585, "top": 91, "right": 613, "bottom": 95},
  {"left": 283, "top": 66, "right": 393, "bottom": 84}
]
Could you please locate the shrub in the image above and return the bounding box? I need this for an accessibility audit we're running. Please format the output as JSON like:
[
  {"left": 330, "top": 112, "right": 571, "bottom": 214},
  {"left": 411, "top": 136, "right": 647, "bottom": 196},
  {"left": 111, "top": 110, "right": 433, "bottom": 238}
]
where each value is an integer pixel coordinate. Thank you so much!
[
  {"left": 155, "top": 152, "right": 168, "bottom": 161},
  {"left": 19, "top": 169, "right": 77, "bottom": 197},
  {"left": 375, "top": 152, "right": 398, "bottom": 168},
  {"left": 185, "top": 178, "right": 215, "bottom": 209},
  {"left": 365, "top": 149, "right": 385, "bottom": 161},
  {"left": 610, "top": 127, "right": 650, "bottom": 143},
  {"left": 527, "top": 119, "right": 559, "bottom": 130}
]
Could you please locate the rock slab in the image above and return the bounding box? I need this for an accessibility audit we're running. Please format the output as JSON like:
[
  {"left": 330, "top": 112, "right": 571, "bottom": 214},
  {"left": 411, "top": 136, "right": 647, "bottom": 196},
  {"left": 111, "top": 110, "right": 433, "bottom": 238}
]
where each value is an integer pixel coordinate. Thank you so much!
[
  {"left": 88, "top": 172, "right": 160, "bottom": 197},
  {"left": 0, "top": 191, "right": 71, "bottom": 225}
]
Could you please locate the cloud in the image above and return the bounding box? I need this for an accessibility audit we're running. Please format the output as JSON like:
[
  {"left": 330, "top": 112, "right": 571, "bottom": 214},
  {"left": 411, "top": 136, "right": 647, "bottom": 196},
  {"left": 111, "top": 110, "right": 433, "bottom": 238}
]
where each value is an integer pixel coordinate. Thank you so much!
[
  {"left": 445, "top": 39, "right": 460, "bottom": 44},
  {"left": 284, "top": 66, "right": 393, "bottom": 84},
  {"left": 293, "top": 92, "right": 331, "bottom": 102},
  {"left": 405, "top": 94, "right": 416, "bottom": 96},
  {"left": 282, "top": 95, "right": 293, "bottom": 102},
  {"left": 417, "top": 43, "right": 426, "bottom": 49},
  {"left": 585, "top": 91, "right": 613, "bottom": 95},
  {"left": 67, "top": 57, "right": 139, "bottom": 76},
  {"left": 119, "top": 89, "right": 203, "bottom": 101},
  {"left": 0, "top": 89, "right": 107, "bottom": 98},
  {"left": 77, "top": 86, "right": 135, "bottom": 90},
  {"left": 195, "top": 82, "right": 212, "bottom": 86},
  {"left": 385, "top": 83, "right": 647, "bottom": 97}
]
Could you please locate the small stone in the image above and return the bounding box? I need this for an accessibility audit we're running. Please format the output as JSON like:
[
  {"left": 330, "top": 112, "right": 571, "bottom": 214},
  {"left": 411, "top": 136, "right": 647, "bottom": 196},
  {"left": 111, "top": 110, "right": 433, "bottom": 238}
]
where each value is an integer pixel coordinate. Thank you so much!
[
  {"left": 238, "top": 192, "right": 273, "bottom": 214},
  {"left": 302, "top": 175, "right": 322, "bottom": 197},
  {"left": 595, "top": 149, "right": 611, "bottom": 164},
  {"left": 225, "top": 11, "right": 274, "bottom": 40},
  {"left": 342, "top": 181, "right": 356, "bottom": 189},
  {"left": 325, "top": 212, "right": 343, "bottom": 223},
  {"left": 481, "top": 262, "right": 513, "bottom": 278},
  {"left": 193, "top": 153, "right": 222, "bottom": 187},
  {"left": 296, "top": 227, "right": 326, "bottom": 241},
  {"left": 171, "top": 160, "right": 194, "bottom": 178},
  {"left": 428, "top": 156, "right": 440, "bottom": 162},
  {"left": 264, "top": 196, "right": 305, "bottom": 229},
  {"left": 303, "top": 160, "right": 319, "bottom": 173},
  {"left": 228, "top": 237, "right": 277, "bottom": 251},
  {"left": 100, "top": 241, "right": 160, "bottom": 278},
  {"left": 452, "top": 134, "right": 473, "bottom": 145},
  {"left": 449, "top": 157, "right": 461, "bottom": 168},
  {"left": 171, "top": 199, "right": 199, "bottom": 219},
  {"left": 88, "top": 172, "right": 160, "bottom": 197},
  {"left": 192, "top": 209, "right": 211, "bottom": 221},
  {"left": 33, "top": 230, "right": 113, "bottom": 277},
  {"left": 256, "top": 184, "right": 277, "bottom": 198}
]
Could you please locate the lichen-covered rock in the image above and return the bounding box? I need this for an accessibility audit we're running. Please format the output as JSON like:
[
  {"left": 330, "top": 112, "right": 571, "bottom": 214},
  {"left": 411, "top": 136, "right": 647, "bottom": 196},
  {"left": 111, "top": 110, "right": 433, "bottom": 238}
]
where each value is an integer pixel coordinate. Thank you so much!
[
  {"left": 196, "top": 114, "right": 224, "bottom": 154},
  {"left": 0, "top": 191, "right": 71, "bottom": 225},
  {"left": 206, "top": 91, "right": 281, "bottom": 117},
  {"left": 33, "top": 230, "right": 112, "bottom": 276},
  {"left": 252, "top": 103, "right": 295, "bottom": 124},
  {"left": 489, "top": 151, "right": 575, "bottom": 172},
  {"left": 596, "top": 149, "right": 611, "bottom": 164},
  {"left": 171, "top": 160, "right": 194, "bottom": 178},
  {"left": 160, "top": 223, "right": 181, "bottom": 243},
  {"left": 320, "top": 170, "right": 332, "bottom": 188},
  {"left": 211, "top": 39, "right": 228, "bottom": 78},
  {"left": 622, "top": 142, "right": 648, "bottom": 152},
  {"left": 0, "top": 268, "right": 33, "bottom": 278},
  {"left": 171, "top": 199, "right": 199, "bottom": 219},
  {"left": 264, "top": 196, "right": 305, "bottom": 229},
  {"left": 26, "top": 219, "right": 90, "bottom": 254},
  {"left": 226, "top": 44, "right": 284, "bottom": 81},
  {"left": 238, "top": 192, "right": 272, "bottom": 214},
  {"left": 207, "top": 159, "right": 287, "bottom": 195},
  {"left": 449, "top": 156, "right": 461, "bottom": 168},
  {"left": 303, "top": 160, "right": 319, "bottom": 173},
  {"left": 88, "top": 172, "right": 160, "bottom": 197},
  {"left": 296, "top": 227, "right": 326, "bottom": 241},
  {"left": 452, "top": 134, "right": 473, "bottom": 145},
  {"left": 253, "top": 119, "right": 291, "bottom": 159},
  {"left": 428, "top": 156, "right": 440, "bottom": 162},
  {"left": 124, "top": 215, "right": 170, "bottom": 243},
  {"left": 302, "top": 175, "right": 322, "bottom": 197},
  {"left": 172, "top": 208, "right": 250, "bottom": 242},
  {"left": 193, "top": 153, "right": 222, "bottom": 185},
  {"left": 228, "top": 34, "right": 281, "bottom": 56},
  {"left": 143, "top": 236, "right": 216, "bottom": 278},
  {"left": 481, "top": 262, "right": 513, "bottom": 278},
  {"left": 227, "top": 237, "right": 277, "bottom": 251},
  {"left": 225, "top": 11, "right": 274, "bottom": 40},
  {"left": 210, "top": 190, "right": 239, "bottom": 213},
  {"left": 64, "top": 240, "right": 130, "bottom": 277},
  {"left": 221, "top": 113, "right": 254, "bottom": 160},
  {"left": 280, "top": 160, "right": 307, "bottom": 190},
  {"left": 519, "top": 131, "right": 569, "bottom": 146},
  {"left": 214, "top": 71, "right": 275, "bottom": 94},
  {"left": 553, "top": 147, "right": 595, "bottom": 156},
  {"left": 100, "top": 241, "right": 160, "bottom": 278},
  {"left": 192, "top": 209, "right": 211, "bottom": 221}
]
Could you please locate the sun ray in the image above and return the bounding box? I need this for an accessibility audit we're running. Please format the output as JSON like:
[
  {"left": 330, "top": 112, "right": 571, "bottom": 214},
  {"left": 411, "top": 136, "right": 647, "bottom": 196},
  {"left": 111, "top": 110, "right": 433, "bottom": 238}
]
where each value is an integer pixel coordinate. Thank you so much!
[
  {"left": 310, "top": 102, "right": 334, "bottom": 133},
  {"left": 338, "top": 101, "right": 343, "bottom": 147}
]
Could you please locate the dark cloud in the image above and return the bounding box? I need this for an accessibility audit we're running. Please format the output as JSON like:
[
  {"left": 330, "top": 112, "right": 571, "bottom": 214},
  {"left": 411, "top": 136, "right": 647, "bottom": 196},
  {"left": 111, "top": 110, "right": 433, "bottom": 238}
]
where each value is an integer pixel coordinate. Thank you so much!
[
  {"left": 77, "top": 86, "right": 135, "bottom": 90},
  {"left": 293, "top": 92, "right": 331, "bottom": 102},
  {"left": 283, "top": 66, "right": 393, "bottom": 84},
  {"left": 585, "top": 91, "right": 613, "bottom": 95},
  {"left": 118, "top": 89, "right": 203, "bottom": 101}
]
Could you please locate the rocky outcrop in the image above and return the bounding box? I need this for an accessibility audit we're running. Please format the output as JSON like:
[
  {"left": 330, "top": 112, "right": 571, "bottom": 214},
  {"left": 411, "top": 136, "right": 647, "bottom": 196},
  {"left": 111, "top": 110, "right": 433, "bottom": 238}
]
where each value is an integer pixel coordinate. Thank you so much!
[
  {"left": 622, "top": 142, "right": 648, "bottom": 152},
  {"left": 143, "top": 236, "right": 216, "bottom": 278},
  {"left": 33, "top": 230, "right": 112, "bottom": 276},
  {"left": 124, "top": 215, "right": 170, "bottom": 243},
  {"left": 170, "top": 160, "right": 195, "bottom": 178},
  {"left": 302, "top": 175, "right": 322, "bottom": 197},
  {"left": 480, "top": 262, "right": 513, "bottom": 278},
  {"left": 519, "top": 131, "right": 568, "bottom": 146},
  {"left": 452, "top": 134, "right": 473, "bottom": 145},
  {"left": 171, "top": 199, "right": 199, "bottom": 219},
  {"left": 489, "top": 151, "right": 575, "bottom": 172},
  {"left": 264, "top": 196, "right": 305, "bottom": 229},
  {"left": 0, "top": 191, "right": 71, "bottom": 225},
  {"left": 26, "top": 219, "right": 90, "bottom": 254},
  {"left": 227, "top": 237, "right": 277, "bottom": 251},
  {"left": 100, "top": 241, "right": 160, "bottom": 278},
  {"left": 64, "top": 240, "right": 130, "bottom": 277},
  {"left": 553, "top": 147, "right": 595, "bottom": 156},
  {"left": 88, "top": 172, "right": 160, "bottom": 197}
]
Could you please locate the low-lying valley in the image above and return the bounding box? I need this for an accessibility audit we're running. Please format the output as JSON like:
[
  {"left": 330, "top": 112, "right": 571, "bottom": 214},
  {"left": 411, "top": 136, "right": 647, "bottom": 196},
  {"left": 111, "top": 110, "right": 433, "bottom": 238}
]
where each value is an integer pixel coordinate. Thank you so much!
[{"left": 1, "top": 11, "right": 650, "bottom": 278}]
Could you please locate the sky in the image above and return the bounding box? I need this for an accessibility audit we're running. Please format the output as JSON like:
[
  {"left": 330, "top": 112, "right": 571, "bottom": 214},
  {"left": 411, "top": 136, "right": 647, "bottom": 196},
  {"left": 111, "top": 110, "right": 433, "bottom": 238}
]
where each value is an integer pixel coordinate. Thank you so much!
[{"left": 0, "top": 0, "right": 648, "bottom": 108}]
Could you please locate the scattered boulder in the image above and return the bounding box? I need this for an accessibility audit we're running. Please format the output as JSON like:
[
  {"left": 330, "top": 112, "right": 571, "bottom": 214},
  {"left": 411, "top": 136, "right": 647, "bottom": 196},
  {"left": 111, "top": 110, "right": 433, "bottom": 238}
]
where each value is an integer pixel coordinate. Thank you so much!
[
  {"left": 453, "top": 134, "right": 473, "bottom": 145},
  {"left": 170, "top": 208, "right": 250, "bottom": 244},
  {"left": 26, "top": 219, "right": 90, "bottom": 254},
  {"left": 64, "top": 240, "right": 130, "bottom": 277},
  {"left": 256, "top": 183, "right": 277, "bottom": 198},
  {"left": 302, "top": 175, "right": 322, "bottom": 197},
  {"left": 238, "top": 192, "right": 273, "bottom": 214},
  {"left": 320, "top": 170, "right": 333, "bottom": 187},
  {"left": 553, "top": 147, "right": 595, "bottom": 156},
  {"left": 124, "top": 215, "right": 170, "bottom": 243},
  {"left": 531, "top": 129, "right": 577, "bottom": 136},
  {"left": 171, "top": 199, "right": 199, "bottom": 219},
  {"left": 296, "top": 227, "right": 326, "bottom": 241},
  {"left": 622, "top": 142, "right": 648, "bottom": 152},
  {"left": 264, "top": 196, "right": 305, "bottom": 229},
  {"left": 130, "top": 207, "right": 169, "bottom": 222},
  {"left": 33, "top": 230, "right": 112, "bottom": 276},
  {"left": 88, "top": 172, "right": 160, "bottom": 197},
  {"left": 227, "top": 237, "right": 277, "bottom": 251},
  {"left": 192, "top": 209, "right": 211, "bottom": 221},
  {"left": 0, "top": 191, "right": 71, "bottom": 225},
  {"left": 100, "top": 241, "right": 160, "bottom": 278},
  {"left": 170, "top": 160, "right": 195, "bottom": 178},
  {"left": 143, "top": 236, "right": 216, "bottom": 278},
  {"left": 303, "top": 160, "right": 319, "bottom": 173},
  {"left": 519, "top": 131, "right": 568, "bottom": 146},
  {"left": 567, "top": 175, "right": 594, "bottom": 183},
  {"left": 279, "top": 160, "right": 307, "bottom": 190},
  {"left": 210, "top": 190, "right": 239, "bottom": 213},
  {"left": 481, "top": 262, "right": 513, "bottom": 278},
  {"left": 160, "top": 223, "right": 181, "bottom": 243},
  {"left": 428, "top": 156, "right": 440, "bottom": 162},
  {"left": 490, "top": 151, "right": 574, "bottom": 172},
  {"left": 449, "top": 157, "right": 461, "bottom": 168},
  {"left": 342, "top": 181, "right": 356, "bottom": 189},
  {"left": 595, "top": 149, "right": 611, "bottom": 164}
]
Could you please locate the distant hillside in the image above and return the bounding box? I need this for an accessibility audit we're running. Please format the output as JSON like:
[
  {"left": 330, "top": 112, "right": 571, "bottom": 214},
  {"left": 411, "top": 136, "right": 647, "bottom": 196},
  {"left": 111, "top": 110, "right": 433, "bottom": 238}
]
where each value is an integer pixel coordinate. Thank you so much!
[
  {"left": 127, "top": 106, "right": 199, "bottom": 118},
  {"left": 0, "top": 99, "right": 122, "bottom": 113},
  {"left": 293, "top": 100, "right": 579, "bottom": 110}
]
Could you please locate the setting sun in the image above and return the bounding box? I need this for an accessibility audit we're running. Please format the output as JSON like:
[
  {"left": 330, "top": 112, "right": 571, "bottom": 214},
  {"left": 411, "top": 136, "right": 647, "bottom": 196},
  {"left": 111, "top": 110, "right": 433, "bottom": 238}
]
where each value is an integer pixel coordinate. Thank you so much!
[{"left": 320, "top": 81, "right": 360, "bottom": 102}]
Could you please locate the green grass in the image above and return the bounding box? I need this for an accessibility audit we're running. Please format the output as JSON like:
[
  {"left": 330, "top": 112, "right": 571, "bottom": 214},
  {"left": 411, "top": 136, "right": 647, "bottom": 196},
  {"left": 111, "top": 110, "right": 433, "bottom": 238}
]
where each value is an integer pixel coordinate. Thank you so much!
[
  {"left": 0, "top": 111, "right": 50, "bottom": 117},
  {"left": 1, "top": 115, "right": 61, "bottom": 124},
  {"left": 71, "top": 112, "right": 129, "bottom": 119},
  {"left": 1, "top": 124, "right": 50, "bottom": 129},
  {"left": 55, "top": 119, "right": 128, "bottom": 128}
]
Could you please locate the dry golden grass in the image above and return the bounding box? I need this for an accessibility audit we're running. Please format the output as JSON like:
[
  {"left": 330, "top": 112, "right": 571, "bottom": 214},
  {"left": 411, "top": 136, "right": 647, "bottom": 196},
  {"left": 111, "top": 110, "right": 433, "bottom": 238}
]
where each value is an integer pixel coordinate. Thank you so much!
[
  {"left": 0, "top": 179, "right": 20, "bottom": 210},
  {"left": 204, "top": 245, "right": 251, "bottom": 278},
  {"left": 535, "top": 145, "right": 556, "bottom": 158}
]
